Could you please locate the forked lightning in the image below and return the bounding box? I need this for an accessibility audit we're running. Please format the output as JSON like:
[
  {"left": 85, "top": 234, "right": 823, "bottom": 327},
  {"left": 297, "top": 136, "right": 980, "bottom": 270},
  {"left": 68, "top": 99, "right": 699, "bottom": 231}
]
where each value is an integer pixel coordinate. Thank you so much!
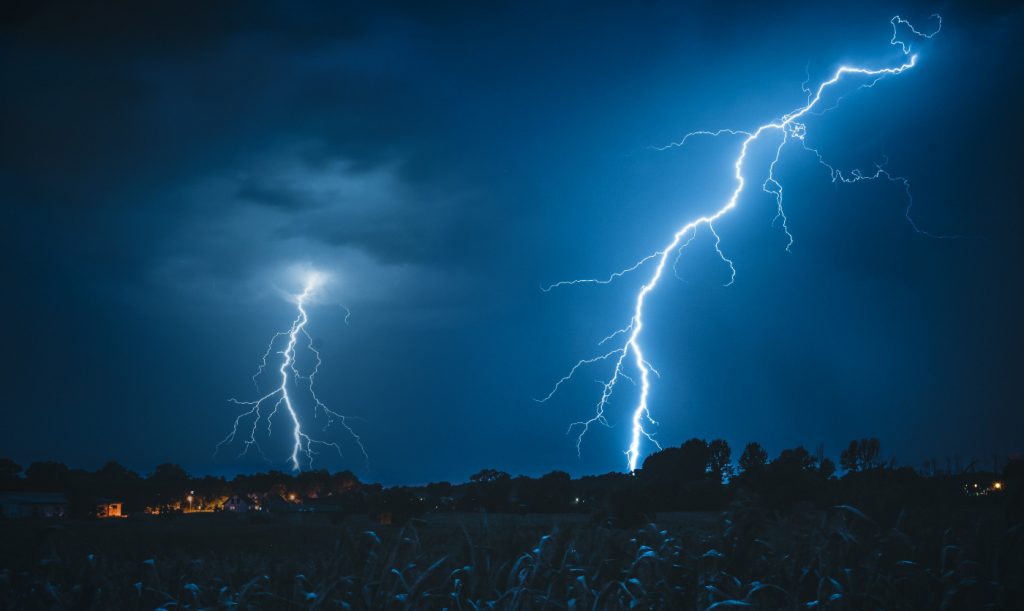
[
  {"left": 540, "top": 15, "right": 942, "bottom": 471},
  {"left": 216, "top": 271, "right": 367, "bottom": 470}
]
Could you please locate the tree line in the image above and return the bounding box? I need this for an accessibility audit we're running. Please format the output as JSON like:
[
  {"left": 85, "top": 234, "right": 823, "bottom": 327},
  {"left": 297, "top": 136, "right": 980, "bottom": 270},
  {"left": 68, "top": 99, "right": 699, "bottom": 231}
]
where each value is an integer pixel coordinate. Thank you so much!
[{"left": 1, "top": 437, "right": 1019, "bottom": 524}]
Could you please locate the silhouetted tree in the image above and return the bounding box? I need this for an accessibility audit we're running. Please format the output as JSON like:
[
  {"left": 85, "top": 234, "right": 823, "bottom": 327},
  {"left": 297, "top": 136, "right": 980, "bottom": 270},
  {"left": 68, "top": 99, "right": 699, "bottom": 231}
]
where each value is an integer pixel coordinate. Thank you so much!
[
  {"left": 330, "top": 470, "right": 361, "bottom": 494},
  {"left": 148, "top": 463, "right": 190, "bottom": 506},
  {"left": 640, "top": 439, "right": 712, "bottom": 485},
  {"left": 0, "top": 458, "right": 22, "bottom": 489},
  {"left": 232, "top": 470, "right": 295, "bottom": 499},
  {"left": 192, "top": 475, "right": 230, "bottom": 508},
  {"left": 680, "top": 438, "right": 712, "bottom": 477},
  {"left": 296, "top": 469, "right": 332, "bottom": 498},
  {"left": 465, "top": 469, "right": 513, "bottom": 511},
  {"left": 519, "top": 471, "right": 573, "bottom": 512},
  {"left": 470, "top": 469, "right": 510, "bottom": 484},
  {"left": 637, "top": 449, "right": 679, "bottom": 509},
  {"left": 864, "top": 438, "right": 882, "bottom": 468},
  {"left": 774, "top": 446, "right": 817, "bottom": 472},
  {"left": 708, "top": 439, "right": 733, "bottom": 482},
  {"left": 732, "top": 446, "right": 835, "bottom": 509},
  {"left": 92, "top": 461, "right": 146, "bottom": 511},
  {"left": 840, "top": 440, "right": 859, "bottom": 472},
  {"left": 819, "top": 457, "right": 837, "bottom": 480},
  {"left": 93, "top": 461, "right": 139, "bottom": 491},
  {"left": 738, "top": 442, "right": 768, "bottom": 473},
  {"left": 840, "top": 438, "right": 882, "bottom": 472},
  {"left": 25, "top": 461, "right": 70, "bottom": 491},
  {"left": 640, "top": 439, "right": 727, "bottom": 510},
  {"left": 424, "top": 481, "right": 453, "bottom": 495}
]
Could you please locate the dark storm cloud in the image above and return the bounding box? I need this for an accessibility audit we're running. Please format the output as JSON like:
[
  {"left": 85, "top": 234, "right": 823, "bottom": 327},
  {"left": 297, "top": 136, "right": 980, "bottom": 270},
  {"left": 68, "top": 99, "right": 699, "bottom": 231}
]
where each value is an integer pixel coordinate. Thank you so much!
[
  {"left": 0, "top": 0, "right": 500, "bottom": 198},
  {"left": 1, "top": 2, "right": 365, "bottom": 193},
  {"left": 237, "top": 178, "right": 312, "bottom": 211},
  {"left": 232, "top": 154, "right": 481, "bottom": 265},
  {"left": 1, "top": 0, "right": 503, "bottom": 292}
]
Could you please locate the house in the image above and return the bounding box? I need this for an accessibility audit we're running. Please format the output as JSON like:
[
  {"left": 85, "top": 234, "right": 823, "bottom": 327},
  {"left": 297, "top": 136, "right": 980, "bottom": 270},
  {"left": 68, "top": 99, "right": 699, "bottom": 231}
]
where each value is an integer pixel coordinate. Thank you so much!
[
  {"left": 223, "top": 495, "right": 251, "bottom": 513},
  {"left": 95, "top": 499, "right": 124, "bottom": 518},
  {"left": 0, "top": 492, "right": 69, "bottom": 518}
]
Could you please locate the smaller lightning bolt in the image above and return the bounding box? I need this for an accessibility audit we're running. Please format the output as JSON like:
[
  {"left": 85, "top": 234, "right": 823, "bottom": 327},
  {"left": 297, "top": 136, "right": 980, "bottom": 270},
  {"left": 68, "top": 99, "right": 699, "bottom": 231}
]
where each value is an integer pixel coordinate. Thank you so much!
[
  {"left": 540, "top": 15, "right": 944, "bottom": 472},
  {"left": 216, "top": 271, "right": 367, "bottom": 471}
]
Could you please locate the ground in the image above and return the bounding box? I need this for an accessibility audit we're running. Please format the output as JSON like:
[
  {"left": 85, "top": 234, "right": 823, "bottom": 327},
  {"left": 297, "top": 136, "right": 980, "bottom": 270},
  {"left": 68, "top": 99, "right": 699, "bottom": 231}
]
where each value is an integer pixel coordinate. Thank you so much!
[{"left": 0, "top": 508, "right": 1016, "bottom": 609}]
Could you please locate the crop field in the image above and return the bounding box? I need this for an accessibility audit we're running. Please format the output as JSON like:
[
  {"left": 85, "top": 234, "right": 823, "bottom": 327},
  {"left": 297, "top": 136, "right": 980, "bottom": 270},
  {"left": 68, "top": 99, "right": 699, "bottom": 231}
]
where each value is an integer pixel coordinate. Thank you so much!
[{"left": 0, "top": 505, "right": 1017, "bottom": 610}]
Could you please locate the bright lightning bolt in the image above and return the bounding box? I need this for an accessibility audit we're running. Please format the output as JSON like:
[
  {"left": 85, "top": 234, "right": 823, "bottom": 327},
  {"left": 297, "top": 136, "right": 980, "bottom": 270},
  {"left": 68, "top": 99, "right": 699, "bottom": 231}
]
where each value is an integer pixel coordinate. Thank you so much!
[
  {"left": 216, "top": 270, "right": 368, "bottom": 471},
  {"left": 540, "top": 15, "right": 943, "bottom": 472}
]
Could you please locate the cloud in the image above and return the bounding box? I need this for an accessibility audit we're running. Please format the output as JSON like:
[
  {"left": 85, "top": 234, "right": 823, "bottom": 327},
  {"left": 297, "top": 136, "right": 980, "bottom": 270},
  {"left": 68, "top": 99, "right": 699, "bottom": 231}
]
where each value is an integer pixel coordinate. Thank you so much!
[
  {"left": 1, "top": 1, "right": 494, "bottom": 311},
  {"left": 145, "top": 143, "right": 476, "bottom": 313}
]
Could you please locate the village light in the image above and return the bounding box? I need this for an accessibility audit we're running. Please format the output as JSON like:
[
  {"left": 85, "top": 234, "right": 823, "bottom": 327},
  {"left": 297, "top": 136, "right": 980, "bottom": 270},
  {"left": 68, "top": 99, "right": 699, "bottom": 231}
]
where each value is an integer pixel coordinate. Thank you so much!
[{"left": 994, "top": 482, "right": 1003, "bottom": 490}]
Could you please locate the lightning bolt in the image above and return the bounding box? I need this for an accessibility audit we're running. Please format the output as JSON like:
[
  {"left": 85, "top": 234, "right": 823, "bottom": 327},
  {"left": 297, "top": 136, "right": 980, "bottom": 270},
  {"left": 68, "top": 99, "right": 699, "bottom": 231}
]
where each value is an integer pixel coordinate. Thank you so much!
[
  {"left": 540, "top": 15, "right": 943, "bottom": 472},
  {"left": 216, "top": 271, "right": 368, "bottom": 471}
]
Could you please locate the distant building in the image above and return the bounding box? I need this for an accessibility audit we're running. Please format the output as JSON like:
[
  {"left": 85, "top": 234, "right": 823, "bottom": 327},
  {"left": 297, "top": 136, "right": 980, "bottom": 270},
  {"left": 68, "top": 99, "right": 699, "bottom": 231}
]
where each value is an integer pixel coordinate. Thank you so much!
[
  {"left": 95, "top": 499, "right": 124, "bottom": 518},
  {"left": 0, "top": 492, "right": 69, "bottom": 518},
  {"left": 223, "top": 495, "right": 251, "bottom": 513}
]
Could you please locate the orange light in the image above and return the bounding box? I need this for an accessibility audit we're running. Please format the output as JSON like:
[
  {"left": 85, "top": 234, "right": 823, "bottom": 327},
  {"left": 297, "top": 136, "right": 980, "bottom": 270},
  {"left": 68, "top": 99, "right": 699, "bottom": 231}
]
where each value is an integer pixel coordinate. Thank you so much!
[{"left": 994, "top": 482, "right": 1003, "bottom": 490}]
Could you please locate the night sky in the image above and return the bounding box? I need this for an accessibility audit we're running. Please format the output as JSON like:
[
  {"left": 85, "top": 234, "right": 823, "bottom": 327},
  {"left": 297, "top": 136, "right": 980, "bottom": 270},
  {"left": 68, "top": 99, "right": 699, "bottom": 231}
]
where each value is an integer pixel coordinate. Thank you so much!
[{"left": 2, "top": 1, "right": 1022, "bottom": 485}]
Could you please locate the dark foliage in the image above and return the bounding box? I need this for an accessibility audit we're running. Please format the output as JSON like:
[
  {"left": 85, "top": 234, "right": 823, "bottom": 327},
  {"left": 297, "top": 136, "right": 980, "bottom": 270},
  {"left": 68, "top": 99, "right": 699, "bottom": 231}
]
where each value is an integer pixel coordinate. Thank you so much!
[
  {"left": 738, "top": 442, "right": 768, "bottom": 474},
  {"left": 840, "top": 438, "right": 882, "bottom": 472},
  {"left": 1, "top": 441, "right": 1021, "bottom": 608}
]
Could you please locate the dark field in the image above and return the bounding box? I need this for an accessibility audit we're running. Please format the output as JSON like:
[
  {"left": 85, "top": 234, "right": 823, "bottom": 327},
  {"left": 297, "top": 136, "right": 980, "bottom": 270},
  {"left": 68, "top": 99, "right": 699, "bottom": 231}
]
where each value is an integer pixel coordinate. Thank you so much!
[{"left": 1, "top": 505, "right": 1019, "bottom": 610}]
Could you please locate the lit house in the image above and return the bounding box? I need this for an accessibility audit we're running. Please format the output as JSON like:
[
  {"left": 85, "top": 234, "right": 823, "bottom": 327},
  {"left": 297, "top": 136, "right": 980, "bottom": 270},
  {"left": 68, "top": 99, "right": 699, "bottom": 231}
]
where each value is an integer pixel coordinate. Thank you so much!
[
  {"left": 95, "top": 499, "right": 124, "bottom": 518},
  {"left": 0, "top": 492, "right": 69, "bottom": 518},
  {"left": 223, "top": 495, "right": 251, "bottom": 513}
]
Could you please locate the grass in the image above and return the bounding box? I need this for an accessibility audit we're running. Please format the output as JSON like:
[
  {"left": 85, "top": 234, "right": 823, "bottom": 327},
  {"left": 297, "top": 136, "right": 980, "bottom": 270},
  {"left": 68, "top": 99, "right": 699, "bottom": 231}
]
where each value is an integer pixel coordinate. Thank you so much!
[{"left": 0, "top": 505, "right": 1017, "bottom": 609}]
